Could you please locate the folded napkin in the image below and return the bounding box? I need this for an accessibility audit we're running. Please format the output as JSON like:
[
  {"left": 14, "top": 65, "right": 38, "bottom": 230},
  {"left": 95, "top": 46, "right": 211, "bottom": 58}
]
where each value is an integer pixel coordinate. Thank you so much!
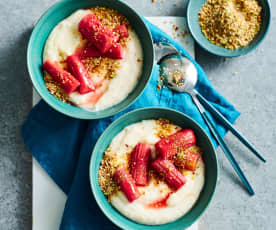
[{"left": 22, "top": 18, "right": 240, "bottom": 230}]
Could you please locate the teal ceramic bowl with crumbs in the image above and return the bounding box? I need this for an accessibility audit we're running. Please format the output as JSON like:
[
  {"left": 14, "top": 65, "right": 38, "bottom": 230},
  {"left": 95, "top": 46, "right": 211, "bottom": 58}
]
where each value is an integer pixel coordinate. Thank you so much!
[
  {"left": 27, "top": 0, "right": 154, "bottom": 119},
  {"left": 186, "top": 0, "right": 271, "bottom": 57},
  {"left": 90, "top": 107, "right": 218, "bottom": 230}
]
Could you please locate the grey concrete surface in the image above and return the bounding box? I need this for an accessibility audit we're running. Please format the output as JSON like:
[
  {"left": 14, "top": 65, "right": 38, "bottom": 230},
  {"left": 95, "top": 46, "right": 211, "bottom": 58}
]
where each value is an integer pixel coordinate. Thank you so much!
[{"left": 0, "top": 0, "right": 275, "bottom": 229}]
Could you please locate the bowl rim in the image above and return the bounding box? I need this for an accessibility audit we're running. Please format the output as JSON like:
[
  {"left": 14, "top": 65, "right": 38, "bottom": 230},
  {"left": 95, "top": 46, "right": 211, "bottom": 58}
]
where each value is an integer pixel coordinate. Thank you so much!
[
  {"left": 186, "top": 0, "right": 272, "bottom": 57},
  {"left": 26, "top": 0, "right": 154, "bottom": 119},
  {"left": 89, "top": 107, "right": 218, "bottom": 229}
]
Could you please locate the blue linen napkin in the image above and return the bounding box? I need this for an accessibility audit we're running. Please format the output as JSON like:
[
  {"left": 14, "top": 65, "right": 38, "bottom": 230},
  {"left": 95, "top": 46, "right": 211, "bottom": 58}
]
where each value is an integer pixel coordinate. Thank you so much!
[{"left": 22, "top": 18, "right": 240, "bottom": 230}]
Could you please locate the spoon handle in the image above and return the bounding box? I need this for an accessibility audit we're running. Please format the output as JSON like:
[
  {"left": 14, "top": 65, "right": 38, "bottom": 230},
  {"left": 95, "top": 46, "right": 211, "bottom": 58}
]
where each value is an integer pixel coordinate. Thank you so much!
[
  {"left": 191, "top": 94, "right": 255, "bottom": 196},
  {"left": 194, "top": 90, "right": 266, "bottom": 163}
]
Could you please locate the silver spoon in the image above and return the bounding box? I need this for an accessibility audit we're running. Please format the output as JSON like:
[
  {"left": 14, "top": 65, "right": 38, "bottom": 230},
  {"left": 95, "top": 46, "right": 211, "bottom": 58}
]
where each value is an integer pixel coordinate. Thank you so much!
[{"left": 155, "top": 42, "right": 265, "bottom": 195}]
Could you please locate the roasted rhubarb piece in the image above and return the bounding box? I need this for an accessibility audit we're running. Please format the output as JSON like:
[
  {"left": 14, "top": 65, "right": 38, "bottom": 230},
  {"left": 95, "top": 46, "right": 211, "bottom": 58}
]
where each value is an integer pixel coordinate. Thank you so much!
[
  {"left": 184, "top": 151, "right": 200, "bottom": 171},
  {"left": 66, "top": 55, "right": 95, "bottom": 94},
  {"left": 42, "top": 60, "right": 80, "bottom": 94},
  {"left": 174, "top": 150, "right": 200, "bottom": 171},
  {"left": 79, "top": 44, "right": 102, "bottom": 59},
  {"left": 130, "top": 143, "right": 151, "bottom": 186},
  {"left": 106, "top": 43, "right": 125, "bottom": 59},
  {"left": 151, "top": 159, "right": 186, "bottom": 191},
  {"left": 113, "top": 24, "right": 129, "bottom": 39},
  {"left": 78, "top": 13, "right": 118, "bottom": 54},
  {"left": 155, "top": 129, "right": 196, "bottom": 158},
  {"left": 114, "top": 168, "right": 140, "bottom": 202},
  {"left": 79, "top": 42, "right": 125, "bottom": 60}
]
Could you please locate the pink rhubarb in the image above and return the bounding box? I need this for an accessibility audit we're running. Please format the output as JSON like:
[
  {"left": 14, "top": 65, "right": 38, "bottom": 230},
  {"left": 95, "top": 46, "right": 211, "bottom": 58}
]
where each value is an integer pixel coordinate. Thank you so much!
[
  {"left": 130, "top": 143, "right": 151, "bottom": 186},
  {"left": 66, "top": 55, "right": 95, "bottom": 94},
  {"left": 152, "top": 159, "right": 187, "bottom": 191},
  {"left": 78, "top": 13, "right": 118, "bottom": 54},
  {"left": 114, "top": 167, "right": 140, "bottom": 202},
  {"left": 42, "top": 60, "right": 80, "bottom": 94},
  {"left": 155, "top": 129, "right": 196, "bottom": 158},
  {"left": 113, "top": 24, "right": 129, "bottom": 39}
]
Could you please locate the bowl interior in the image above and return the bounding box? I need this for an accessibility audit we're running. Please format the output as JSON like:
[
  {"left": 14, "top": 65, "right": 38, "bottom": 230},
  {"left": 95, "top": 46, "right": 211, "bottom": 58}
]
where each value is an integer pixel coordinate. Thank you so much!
[
  {"left": 187, "top": 0, "right": 271, "bottom": 57},
  {"left": 27, "top": 0, "right": 154, "bottom": 119},
  {"left": 90, "top": 107, "right": 218, "bottom": 230}
]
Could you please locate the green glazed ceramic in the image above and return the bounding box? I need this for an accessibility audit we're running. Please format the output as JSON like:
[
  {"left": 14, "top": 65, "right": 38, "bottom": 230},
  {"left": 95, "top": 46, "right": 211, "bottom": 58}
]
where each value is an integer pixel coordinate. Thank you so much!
[
  {"left": 27, "top": 0, "right": 154, "bottom": 119},
  {"left": 90, "top": 107, "right": 218, "bottom": 230},
  {"left": 187, "top": 0, "right": 271, "bottom": 57}
]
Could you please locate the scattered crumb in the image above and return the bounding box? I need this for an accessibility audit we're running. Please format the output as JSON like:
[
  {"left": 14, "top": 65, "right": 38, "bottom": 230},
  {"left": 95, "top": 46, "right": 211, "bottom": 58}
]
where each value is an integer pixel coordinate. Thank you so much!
[
  {"left": 157, "top": 84, "right": 162, "bottom": 91},
  {"left": 174, "top": 2, "right": 179, "bottom": 6},
  {"left": 216, "top": 98, "right": 221, "bottom": 103},
  {"left": 182, "top": 30, "right": 188, "bottom": 37},
  {"left": 172, "top": 25, "right": 179, "bottom": 31},
  {"left": 233, "top": 72, "right": 238, "bottom": 76}
]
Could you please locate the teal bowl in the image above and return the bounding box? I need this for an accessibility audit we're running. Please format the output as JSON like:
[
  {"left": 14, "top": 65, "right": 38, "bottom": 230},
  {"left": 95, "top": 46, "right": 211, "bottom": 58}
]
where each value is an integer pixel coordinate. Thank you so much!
[
  {"left": 90, "top": 107, "right": 218, "bottom": 230},
  {"left": 187, "top": 0, "right": 271, "bottom": 57},
  {"left": 27, "top": 0, "right": 154, "bottom": 119}
]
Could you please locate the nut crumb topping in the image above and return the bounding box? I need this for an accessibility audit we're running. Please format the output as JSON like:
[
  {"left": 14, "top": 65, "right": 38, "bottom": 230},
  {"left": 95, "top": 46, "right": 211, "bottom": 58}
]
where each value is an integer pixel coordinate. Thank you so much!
[
  {"left": 91, "top": 6, "right": 130, "bottom": 30},
  {"left": 98, "top": 148, "right": 120, "bottom": 199},
  {"left": 44, "top": 74, "right": 71, "bottom": 103},
  {"left": 82, "top": 56, "right": 121, "bottom": 80},
  {"left": 199, "top": 0, "right": 262, "bottom": 49},
  {"left": 154, "top": 118, "right": 181, "bottom": 139}
]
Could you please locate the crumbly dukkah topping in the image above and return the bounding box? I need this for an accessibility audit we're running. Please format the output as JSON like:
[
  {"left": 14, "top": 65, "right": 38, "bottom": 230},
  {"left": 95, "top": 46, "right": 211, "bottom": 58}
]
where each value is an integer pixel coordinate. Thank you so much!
[
  {"left": 157, "top": 62, "right": 187, "bottom": 92},
  {"left": 82, "top": 56, "right": 121, "bottom": 80},
  {"left": 98, "top": 148, "right": 120, "bottom": 199},
  {"left": 199, "top": 0, "right": 262, "bottom": 49},
  {"left": 44, "top": 73, "right": 71, "bottom": 103},
  {"left": 91, "top": 6, "right": 130, "bottom": 30},
  {"left": 154, "top": 118, "right": 181, "bottom": 139},
  {"left": 172, "top": 145, "right": 202, "bottom": 169}
]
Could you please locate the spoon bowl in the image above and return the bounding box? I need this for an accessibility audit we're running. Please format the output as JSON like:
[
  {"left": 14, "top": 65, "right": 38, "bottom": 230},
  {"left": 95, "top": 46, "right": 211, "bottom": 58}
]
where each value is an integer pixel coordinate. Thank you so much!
[{"left": 159, "top": 54, "right": 198, "bottom": 93}]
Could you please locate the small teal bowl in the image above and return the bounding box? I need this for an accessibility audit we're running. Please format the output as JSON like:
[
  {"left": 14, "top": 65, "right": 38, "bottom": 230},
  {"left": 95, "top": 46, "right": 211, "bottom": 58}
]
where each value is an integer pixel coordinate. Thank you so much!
[
  {"left": 90, "top": 107, "right": 218, "bottom": 230},
  {"left": 187, "top": 0, "right": 271, "bottom": 57},
  {"left": 27, "top": 0, "right": 154, "bottom": 119}
]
